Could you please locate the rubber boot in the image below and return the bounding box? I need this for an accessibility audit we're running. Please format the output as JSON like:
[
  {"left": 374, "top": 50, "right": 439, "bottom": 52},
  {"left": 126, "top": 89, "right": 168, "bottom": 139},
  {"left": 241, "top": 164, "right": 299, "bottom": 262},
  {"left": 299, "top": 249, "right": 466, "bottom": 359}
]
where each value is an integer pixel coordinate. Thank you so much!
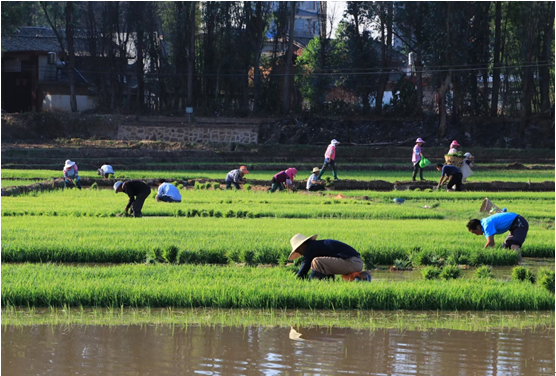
[{"left": 309, "top": 270, "right": 327, "bottom": 280}]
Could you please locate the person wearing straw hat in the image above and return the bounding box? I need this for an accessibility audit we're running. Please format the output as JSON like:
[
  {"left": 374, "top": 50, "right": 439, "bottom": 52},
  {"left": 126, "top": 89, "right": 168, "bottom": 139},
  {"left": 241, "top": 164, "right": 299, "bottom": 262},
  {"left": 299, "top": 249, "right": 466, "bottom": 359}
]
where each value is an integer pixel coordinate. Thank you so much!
[
  {"left": 412, "top": 137, "right": 426, "bottom": 181},
  {"left": 448, "top": 140, "right": 460, "bottom": 154},
  {"left": 317, "top": 139, "right": 340, "bottom": 180},
  {"left": 269, "top": 168, "right": 297, "bottom": 193},
  {"left": 467, "top": 212, "right": 529, "bottom": 264},
  {"left": 288, "top": 233, "right": 369, "bottom": 280},
  {"left": 63, "top": 159, "right": 82, "bottom": 189},
  {"left": 114, "top": 180, "right": 151, "bottom": 217},
  {"left": 225, "top": 166, "right": 249, "bottom": 190},
  {"left": 306, "top": 167, "right": 325, "bottom": 191},
  {"left": 97, "top": 164, "right": 115, "bottom": 179}
]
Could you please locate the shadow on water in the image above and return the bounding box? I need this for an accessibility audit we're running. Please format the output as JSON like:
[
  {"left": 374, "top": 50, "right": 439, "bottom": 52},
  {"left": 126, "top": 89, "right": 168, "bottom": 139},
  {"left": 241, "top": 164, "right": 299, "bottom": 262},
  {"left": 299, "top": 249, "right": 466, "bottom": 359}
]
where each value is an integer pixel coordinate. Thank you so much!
[{"left": 2, "top": 322, "right": 554, "bottom": 375}]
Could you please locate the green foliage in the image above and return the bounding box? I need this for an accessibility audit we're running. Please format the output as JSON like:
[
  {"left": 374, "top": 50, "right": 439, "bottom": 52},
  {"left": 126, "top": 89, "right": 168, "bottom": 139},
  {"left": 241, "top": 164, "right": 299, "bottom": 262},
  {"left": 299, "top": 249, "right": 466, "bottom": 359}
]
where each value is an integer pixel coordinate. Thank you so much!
[
  {"left": 388, "top": 75, "right": 418, "bottom": 116},
  {"left": 537, "top": 268, "right": 555, "bottom": 293},
  {"left": 511, "top": 267, "right": 536, "bottom": 283},
  {"left": 212, "top": 183, "right": 220, "bottom": 190},
  {"left": 90, "top": 182, "right": 98, "bottom": 190},
  {"left": 440, "top": 265, "right": 461, "bottom": 280},
  {"left": 244, "top": 184, "right": 252, "bottom": 191},
  {"left": 474, "top": 265, "right": 494, "bottom": 279},
  {"left": 421, "top": 266, "right": 441, "bottom": 280}
]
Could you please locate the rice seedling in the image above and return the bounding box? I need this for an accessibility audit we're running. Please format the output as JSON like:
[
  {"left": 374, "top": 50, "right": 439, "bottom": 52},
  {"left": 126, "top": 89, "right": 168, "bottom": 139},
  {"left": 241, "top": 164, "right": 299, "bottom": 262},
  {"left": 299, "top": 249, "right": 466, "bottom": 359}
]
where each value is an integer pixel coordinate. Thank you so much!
[
  {"left": 511, "top": 267, "right": 536, "bottom": 283},
  {"left": 474, "top": 266, "right": 495, "bottom": 279},
  {"left": 537, "top": 268, "right": 555, "bottom": 294},
  {"left": 1, "top": 306, "right": 553, "bottom": 332},
  {"left": 2, "top": 264, "right": 554, "bottom": 310}
]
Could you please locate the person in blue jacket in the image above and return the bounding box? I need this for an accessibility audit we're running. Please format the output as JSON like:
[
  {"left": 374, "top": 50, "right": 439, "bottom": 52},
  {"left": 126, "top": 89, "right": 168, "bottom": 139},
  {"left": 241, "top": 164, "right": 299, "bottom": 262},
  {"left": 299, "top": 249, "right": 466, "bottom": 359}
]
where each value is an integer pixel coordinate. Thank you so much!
[
  {"left": 467, "top": 212, "right": 529, "bottom": 264},
  {"left": 287, "top": 233, "right": 370, "bottom": 281},
  {"left": 156, "top": 179, "right": 182, "bottom": 203},
  {"left": 436, "top": 163, "right": 463, "bottom": 191}
]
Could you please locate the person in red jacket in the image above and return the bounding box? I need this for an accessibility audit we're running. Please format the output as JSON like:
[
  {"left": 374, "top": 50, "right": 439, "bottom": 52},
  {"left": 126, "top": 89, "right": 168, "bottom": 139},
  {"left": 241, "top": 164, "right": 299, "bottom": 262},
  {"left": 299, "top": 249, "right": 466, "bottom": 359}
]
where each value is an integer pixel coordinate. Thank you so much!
[{"left": 269, "top": 168, "right": 297, "bottom": 192}]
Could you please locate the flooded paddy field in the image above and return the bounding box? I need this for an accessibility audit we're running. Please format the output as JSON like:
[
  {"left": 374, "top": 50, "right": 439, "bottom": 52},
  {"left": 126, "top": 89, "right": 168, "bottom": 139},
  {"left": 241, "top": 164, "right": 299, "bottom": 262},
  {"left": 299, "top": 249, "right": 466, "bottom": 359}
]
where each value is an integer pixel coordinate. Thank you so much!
[{"left": 2, "top": 309, "right": 554, "bottom": 376}]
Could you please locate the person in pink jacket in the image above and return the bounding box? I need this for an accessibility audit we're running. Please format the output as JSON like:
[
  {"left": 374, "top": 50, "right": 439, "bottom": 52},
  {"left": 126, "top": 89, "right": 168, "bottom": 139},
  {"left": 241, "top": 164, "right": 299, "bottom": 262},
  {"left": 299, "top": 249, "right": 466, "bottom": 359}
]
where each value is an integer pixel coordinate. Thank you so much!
[
  {"left": 317, "top": 139, "right": 340, "bottom": 180},
  {"left": 269, "top": 168, "right": 297, "bottom": 192}
]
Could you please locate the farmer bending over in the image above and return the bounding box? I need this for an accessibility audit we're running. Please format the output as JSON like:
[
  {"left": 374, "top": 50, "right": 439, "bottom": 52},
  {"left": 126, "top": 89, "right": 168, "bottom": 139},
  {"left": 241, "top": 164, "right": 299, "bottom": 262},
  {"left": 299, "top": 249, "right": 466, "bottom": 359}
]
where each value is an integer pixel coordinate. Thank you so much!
[
  {"left": 156, "top": 179, "right": 182, "bottom": 203},
  {"left": 114, "top": 180, "right": 151, "bottom": 218},
  {"left": 225, "top": 166, "right": 249, "bottom": 190},
  {"left": 288, "top": 233, "right": 370, "bottom": 281},
  {"left": 97, "top": 164, "right": 115, "bottom": 178},
  {"left": 467, "top": 212, "right": 529, "bottom": 264},
  {"left": 436, "top": 163, "right": 463, "bottom": 191},
  {"left": 63, "top": 159, "right": 82, "bottom": 189}
]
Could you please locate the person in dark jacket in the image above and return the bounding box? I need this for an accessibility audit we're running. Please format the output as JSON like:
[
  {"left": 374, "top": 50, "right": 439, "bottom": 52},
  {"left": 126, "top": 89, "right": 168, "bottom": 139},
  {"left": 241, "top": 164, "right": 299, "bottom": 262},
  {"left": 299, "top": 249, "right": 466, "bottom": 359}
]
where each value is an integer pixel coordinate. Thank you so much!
[
  {"left": 114, "top": 180, "right": 151, "bottom": 217},
  {"left": 288, "top": 233, "right": 370, "bottom": 281},
  {"left": 436, "top": 163, "right": 463, "bottom": 191}
]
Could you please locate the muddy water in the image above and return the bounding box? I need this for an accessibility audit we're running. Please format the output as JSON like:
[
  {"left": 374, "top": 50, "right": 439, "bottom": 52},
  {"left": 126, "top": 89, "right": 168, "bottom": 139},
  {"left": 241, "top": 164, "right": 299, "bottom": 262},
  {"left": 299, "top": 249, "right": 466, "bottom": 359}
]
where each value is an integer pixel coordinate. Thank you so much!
[{"left": 2, "top": 324, "right": 553, "bottom": 375}]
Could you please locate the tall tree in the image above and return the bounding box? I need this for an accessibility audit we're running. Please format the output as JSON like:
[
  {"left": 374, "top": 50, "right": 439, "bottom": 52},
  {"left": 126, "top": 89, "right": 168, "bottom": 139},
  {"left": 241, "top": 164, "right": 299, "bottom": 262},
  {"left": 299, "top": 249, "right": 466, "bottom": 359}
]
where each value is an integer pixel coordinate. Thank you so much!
[
  {"left": 374, "top": 1, "right": 393, "bottom": 115},
  {"left": 282, "top": 1, "right": 296, "bottom": 113}
]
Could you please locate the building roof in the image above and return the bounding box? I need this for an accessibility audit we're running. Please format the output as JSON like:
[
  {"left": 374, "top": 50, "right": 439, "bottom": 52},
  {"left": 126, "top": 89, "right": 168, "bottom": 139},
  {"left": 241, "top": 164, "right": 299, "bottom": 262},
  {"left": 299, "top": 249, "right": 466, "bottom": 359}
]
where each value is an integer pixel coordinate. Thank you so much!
[{"left": 1, "top": 26, "right": 91, "bottom": 56}]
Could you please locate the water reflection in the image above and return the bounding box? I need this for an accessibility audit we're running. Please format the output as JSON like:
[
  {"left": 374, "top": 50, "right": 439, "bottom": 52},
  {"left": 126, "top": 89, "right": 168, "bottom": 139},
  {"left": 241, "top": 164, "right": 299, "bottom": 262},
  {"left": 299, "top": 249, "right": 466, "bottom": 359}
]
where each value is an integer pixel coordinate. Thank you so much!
[{"left": 2, "top": 324, "right": 554, "bottom": 375}]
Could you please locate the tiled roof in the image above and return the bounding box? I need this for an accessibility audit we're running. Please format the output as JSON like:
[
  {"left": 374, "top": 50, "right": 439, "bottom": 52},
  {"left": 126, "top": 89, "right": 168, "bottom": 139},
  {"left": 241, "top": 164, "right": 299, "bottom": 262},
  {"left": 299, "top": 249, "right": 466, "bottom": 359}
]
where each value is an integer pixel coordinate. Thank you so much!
[{"left": 1, "top": 26, "right": 90, "bottom": 55}]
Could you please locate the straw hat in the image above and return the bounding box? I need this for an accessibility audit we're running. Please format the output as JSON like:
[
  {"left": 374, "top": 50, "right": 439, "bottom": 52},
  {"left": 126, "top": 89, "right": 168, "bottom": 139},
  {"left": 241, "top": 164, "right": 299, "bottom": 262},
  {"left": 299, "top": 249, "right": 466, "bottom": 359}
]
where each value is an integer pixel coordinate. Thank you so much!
[
  {"left": 312, "top": 167, "right": 320, "bottom": 173},
  {"left": 113, "top": 181, "right": 123, "bottom": 193},
  {"left": 239, "top": 165, "right": 249, "bottom": 174},
  {"left": 415, "top": 138, "right": 425, "bottom": 143},
  {"left": 64, "top": 159, "right": 75, "bottom": 168},
  {"left": 288, "top": 233, "right": 318, "bottom": 260}
]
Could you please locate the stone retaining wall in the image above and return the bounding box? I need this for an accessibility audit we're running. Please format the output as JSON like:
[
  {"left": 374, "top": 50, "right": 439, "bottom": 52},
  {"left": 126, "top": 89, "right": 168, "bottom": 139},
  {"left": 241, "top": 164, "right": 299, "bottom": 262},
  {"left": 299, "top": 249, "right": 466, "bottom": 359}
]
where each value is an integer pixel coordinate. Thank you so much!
[{"left": 117, "top": 117, "right": 261, "bottom": 144}]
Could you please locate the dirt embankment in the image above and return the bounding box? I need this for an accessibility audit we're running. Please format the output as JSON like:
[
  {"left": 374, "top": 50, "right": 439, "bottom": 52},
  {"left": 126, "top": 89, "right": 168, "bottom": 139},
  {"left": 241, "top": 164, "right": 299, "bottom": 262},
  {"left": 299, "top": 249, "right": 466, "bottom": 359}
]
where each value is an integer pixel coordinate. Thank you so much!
[{"left": 2, "top": 112, "right": 555, "bottom": 149}]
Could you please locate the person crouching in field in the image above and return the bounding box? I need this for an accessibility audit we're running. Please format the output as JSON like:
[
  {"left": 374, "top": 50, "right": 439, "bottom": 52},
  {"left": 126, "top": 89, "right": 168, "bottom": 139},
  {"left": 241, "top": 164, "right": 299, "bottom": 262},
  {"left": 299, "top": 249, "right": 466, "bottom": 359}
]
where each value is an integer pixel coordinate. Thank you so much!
[
  {"left": 467, "top": 212, "right": 529, "bottom": 265},
  {"left": 97, "top": 164, "right": 115, "bottom": 178},
  {"left": 436, "top": 163, "right": 463, "bottom": 191},
  {"left": 63, "top": 159, "right": 82, "bottom": 189},
  {"left": 156, "top": 179, "right": 182, "bottom": 203},
  {"left": 288, "top": 233, "right": 371, "bottom": 281},
  {"left": 269, "top": 168, "right": 297, "bottom": 192},
  {"left": 114, "top": 180, "right": 151, "bottom": 217},
  {"left": 306, "top": 167, "right": 325, "bottom": 191},
  {"left": 225, "top": 166, "right": 249, "bottom": 190}
]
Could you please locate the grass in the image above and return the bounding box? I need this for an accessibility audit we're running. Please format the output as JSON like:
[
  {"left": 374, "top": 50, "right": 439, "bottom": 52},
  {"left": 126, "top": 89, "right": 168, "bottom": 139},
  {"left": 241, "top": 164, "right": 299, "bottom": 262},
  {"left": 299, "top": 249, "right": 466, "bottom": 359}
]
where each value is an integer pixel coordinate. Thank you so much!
[
  {"left": 2, "top": 263, "right": 554, "bottom": 310},
  {"left": 2, "top": 168, "right": 554, "bottom": 183}
]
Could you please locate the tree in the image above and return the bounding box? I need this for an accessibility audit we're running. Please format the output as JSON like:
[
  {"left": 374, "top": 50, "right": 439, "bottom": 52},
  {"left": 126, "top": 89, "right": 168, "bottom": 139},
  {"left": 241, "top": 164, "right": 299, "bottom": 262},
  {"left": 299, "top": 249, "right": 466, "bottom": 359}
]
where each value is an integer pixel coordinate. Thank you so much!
[{"left": 282, "top": 1, "right": 296, "bottom": 113}]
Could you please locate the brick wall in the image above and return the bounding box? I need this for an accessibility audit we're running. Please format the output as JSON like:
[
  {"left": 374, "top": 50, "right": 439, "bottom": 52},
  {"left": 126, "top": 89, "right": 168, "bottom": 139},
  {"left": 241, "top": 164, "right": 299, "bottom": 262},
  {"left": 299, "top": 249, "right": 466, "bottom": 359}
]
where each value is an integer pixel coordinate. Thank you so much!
[{"left": 117, "top": 117, "right": 262, "bottom": 144}]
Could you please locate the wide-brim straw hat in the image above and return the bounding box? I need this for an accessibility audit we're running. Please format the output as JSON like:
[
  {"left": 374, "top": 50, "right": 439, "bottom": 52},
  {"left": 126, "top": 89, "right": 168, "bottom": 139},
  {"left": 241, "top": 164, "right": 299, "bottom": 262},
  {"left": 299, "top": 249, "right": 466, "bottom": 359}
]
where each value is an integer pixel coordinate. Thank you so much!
[
  {"left": 239, "top": 165, "right": 249, "bottom": 174},
  {"left": 288, "top": 233, "right": 318, "bottom": 260},
  {"left": 64, "top": 159, "right": 75, "bottom": 168},
  {"left": 312, "top": 167, "right": 320, "bottom": 173},
  {"left": 415, "top": 138, "right": 425, "bottom": 143}
]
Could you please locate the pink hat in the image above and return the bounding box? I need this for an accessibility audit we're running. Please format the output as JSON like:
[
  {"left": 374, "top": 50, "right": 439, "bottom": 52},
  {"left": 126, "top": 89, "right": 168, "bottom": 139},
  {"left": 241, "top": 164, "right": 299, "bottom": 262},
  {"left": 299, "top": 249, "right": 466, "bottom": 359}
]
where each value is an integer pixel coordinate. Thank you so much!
[
  {"left": 450, "top": 140, "right": 460, "bottom": 147},
  {"left": 415, "top": 138, "right": 425, "bottom": 143},
  {"left": 285, "top": 168, "right": 297, "bottom": 179}
]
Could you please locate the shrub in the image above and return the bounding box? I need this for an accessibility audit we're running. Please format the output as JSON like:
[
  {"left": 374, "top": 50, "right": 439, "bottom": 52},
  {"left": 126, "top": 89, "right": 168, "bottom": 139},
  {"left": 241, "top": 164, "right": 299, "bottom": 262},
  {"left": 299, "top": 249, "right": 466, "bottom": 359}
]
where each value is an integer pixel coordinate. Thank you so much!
[
  {"left": 422, "top": 266, "right": 441, "bottom": 280},
  {"left": 474, "top": 265, "right": 494, "bottom": 279},
  {"left": 511, "top": 266, "right": 536, "bottom": 283},
  {"left": 440, "top": 265, "right": 461, "bottom": 280},
  {"left": 537, "top": 268, "right": 555, "bottom": 293}
]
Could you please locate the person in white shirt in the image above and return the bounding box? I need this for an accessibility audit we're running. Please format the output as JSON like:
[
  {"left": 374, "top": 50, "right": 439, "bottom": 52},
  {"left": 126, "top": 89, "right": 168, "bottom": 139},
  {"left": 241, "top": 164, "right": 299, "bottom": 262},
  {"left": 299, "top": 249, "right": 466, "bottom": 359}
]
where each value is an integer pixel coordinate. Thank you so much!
[
  {"left": 155, "top": 179, "right": 182, "bottom": 203},
  {"left": 306, "top": 167, "right": 324, "bottom": 191},
  {"left": 97, "top": 164, "right": 115, "bottom": 178}
]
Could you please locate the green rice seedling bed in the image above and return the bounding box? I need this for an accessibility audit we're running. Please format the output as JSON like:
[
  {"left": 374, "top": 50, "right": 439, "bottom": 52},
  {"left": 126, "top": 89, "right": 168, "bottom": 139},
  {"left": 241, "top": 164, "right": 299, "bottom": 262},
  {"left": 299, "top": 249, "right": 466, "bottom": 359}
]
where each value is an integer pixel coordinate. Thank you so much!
[
  {"left": 2, "top": 189, "right": 554, "bottom": 222},
  {"left": 2, "top": 168, "right": 554, "bottom": 183},
  {"left": 2, "top": 216, "right": 553, "bottom": 264},
  {"left": 2, "top": 307, "right": 553, "bottom": 332},
  {"left": 1, "top": 179, "right": 44, "bottom": 187},
  {"left": 2, "top": 264, "right": 554, "bottom": 310}
]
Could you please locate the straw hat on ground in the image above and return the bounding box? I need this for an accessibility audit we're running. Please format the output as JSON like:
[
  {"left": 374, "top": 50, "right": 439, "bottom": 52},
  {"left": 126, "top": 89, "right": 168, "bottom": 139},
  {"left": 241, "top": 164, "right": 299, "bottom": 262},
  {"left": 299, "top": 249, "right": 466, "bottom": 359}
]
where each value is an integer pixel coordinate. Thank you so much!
[{"left": 288, "top": 233, "right": 318, "bottom": 260}]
